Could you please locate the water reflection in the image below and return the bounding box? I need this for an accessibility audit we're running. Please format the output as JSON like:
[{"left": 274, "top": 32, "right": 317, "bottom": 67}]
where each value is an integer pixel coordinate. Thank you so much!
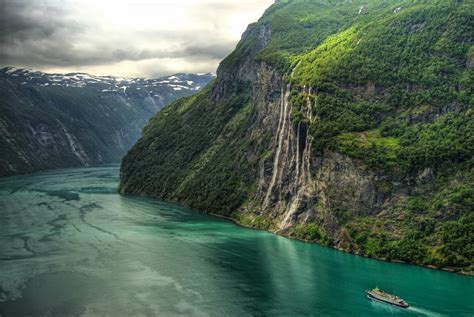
[{"left": 0, "top": 166, "right": 473, "bottom": 316}]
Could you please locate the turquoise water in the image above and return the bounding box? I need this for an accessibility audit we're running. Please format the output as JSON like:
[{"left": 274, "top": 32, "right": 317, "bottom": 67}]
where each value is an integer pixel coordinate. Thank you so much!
[{"left": 0, "top": 165, "right": 472, "bottom": 316}]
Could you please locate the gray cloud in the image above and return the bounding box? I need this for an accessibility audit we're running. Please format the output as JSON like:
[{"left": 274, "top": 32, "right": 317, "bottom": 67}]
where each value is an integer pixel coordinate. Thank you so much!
[
  {"left": 0, "top": 0, "right": 273, "bottom": 77},
  {"left": 1, "top": 0, "right": 83, "bottom": 65},
  {"left": 0, "top": 1, "right": 75, "bottom": 41}
]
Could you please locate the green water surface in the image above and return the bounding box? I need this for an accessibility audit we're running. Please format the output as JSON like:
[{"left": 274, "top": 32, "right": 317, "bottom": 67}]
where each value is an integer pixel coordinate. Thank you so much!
[{"left": 0, "top": 165, "right": 472, "bottom": 316}]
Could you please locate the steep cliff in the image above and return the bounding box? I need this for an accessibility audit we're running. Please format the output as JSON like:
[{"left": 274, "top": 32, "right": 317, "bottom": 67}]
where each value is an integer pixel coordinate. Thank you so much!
[
  {"left": 0, "top": 68, "right": 214, "bottom": 176},
  {"left": 120, "top": 0, "right": 473, "bottom": 273}
]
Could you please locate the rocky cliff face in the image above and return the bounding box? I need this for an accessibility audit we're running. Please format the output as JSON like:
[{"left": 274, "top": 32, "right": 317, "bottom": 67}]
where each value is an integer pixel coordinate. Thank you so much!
[
  {"left": 208, "top": 22, "right": 390, "bottom": 236},
  {"left": 247, "top": 83, "right": 388, "bottom": 227},
  {"left": 120, "top": 1, "right": 473, "bottom": 273},
  {"left": 0, "top": 67, "right": 214, "bottom": 177}
]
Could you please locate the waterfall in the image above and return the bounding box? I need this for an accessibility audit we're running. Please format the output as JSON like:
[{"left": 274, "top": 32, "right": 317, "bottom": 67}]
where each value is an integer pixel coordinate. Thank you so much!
[
  {"left": 303, "top": 88, "right": 313, "bottom": 185},
  {"left": 145, "top": 89, "right": 161, "bottom": 111},
  {"left": 263, "top": 83, "right": 291, "bottom": 207},
  {"left": 279, "top": 86, "right": 315, "bottom": 229},
  {"left": 56, "top": 120, "right": 90, "bottom": 165},
  {"left": 261, "top": 64, "right": 316, "bottom": 230},
  {"left": 294, "top": 121, "right": 301, "bottom": 193}
]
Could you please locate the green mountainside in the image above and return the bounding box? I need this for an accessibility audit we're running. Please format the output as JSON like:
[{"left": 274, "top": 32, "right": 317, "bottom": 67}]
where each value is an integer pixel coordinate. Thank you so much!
[{"left": 120, "top": 0, "right": 473, "bottom": 273}]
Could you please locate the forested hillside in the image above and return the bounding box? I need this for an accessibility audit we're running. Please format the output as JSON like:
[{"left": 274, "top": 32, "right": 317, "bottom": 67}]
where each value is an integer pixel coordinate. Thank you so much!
[{"left": 120, "top": 0, "right": 473, "bottom": 273}]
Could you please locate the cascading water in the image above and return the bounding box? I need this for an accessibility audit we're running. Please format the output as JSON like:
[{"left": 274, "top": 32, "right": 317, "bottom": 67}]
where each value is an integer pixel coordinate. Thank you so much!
[
  {"left": 263, "top": 83, "right": 292, "bottom": 207},
  {"left": 280, "top": 86, "right": 315, "bottom": 229},
  {"left": 261, "top": 71, "right": 316, "bottom": 230}
]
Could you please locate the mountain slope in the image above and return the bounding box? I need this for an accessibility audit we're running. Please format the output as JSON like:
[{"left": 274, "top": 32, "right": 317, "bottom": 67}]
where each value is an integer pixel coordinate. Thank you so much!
[
  {"left": 120, "top": 0, "right": 473, "bottom": 273},
  {"left": 0, "top": 67, "right": 214, "bottom": 176}
]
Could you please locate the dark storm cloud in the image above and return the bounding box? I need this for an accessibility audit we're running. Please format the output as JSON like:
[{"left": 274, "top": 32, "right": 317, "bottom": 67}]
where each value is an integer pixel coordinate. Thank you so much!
[
  {"left": 0, "top": 0, "right": 82, "bottom": 66},
  {"left": 0, "top": 1, "right": 74, "bottom": 41},
  {"left": 0, "top": 0, "right": 234, "bottom": 67},
  {"left": 0, "top": 0, "right": 273, "bottom": 76}
]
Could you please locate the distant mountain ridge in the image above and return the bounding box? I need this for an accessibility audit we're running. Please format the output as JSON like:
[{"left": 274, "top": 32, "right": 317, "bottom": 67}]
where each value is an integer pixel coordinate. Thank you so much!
[
  {"left": 0, "top": 67, "right": 215, "bottom": 177},
  {"left": 1, "top": 66, "right": 213, "bottom": 93}
]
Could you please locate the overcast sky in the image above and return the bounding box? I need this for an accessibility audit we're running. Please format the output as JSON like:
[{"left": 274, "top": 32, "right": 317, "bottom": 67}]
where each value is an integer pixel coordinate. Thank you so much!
[{"left": 0, "top": 0, "right": 273, "bottom": 77}]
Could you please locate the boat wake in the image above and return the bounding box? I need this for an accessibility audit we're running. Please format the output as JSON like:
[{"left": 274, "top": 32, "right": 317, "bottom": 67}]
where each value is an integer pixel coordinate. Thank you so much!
[
  {"left": 369, "top": 300, "right": 445, "bottom": 316},
  {"left": 407, "top": 306, "right": 445, "bottom": 316}
]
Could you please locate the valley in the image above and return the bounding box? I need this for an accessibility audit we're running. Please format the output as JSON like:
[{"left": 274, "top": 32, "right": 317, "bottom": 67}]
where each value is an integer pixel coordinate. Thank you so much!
[{"left": 0, "top": 67, "right": 214, "bottom": 177}]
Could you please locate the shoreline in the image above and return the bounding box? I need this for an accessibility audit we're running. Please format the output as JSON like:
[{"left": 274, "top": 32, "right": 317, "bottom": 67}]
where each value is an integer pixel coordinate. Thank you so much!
[
  {"left": 120, "top": 186, "right": 473, "bottom": 277},
  {"left": 208, "top": 211, "right": 474, "bottom": 277}
]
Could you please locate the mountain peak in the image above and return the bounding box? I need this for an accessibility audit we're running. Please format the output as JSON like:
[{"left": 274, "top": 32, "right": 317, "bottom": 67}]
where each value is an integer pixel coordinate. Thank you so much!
[{"left": 0, "top": 66, "right": 215, "bottom": 91}]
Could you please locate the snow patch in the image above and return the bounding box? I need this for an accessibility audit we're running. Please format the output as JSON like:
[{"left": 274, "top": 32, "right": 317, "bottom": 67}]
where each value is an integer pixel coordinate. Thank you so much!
[{"left": 4, "top": 67, "right": 19, "bottom": 74}]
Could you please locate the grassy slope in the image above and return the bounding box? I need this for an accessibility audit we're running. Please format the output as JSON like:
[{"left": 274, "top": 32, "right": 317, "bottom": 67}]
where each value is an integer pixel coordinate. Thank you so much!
[
  {"left": 287, "top": 0, "right": 473, "bottom": 270},
  {"left": 121, "top": 0, "right": 473, "bottom": 272},
  {"left": 121, "top": 0, "right": 367, "bottom": 213}
]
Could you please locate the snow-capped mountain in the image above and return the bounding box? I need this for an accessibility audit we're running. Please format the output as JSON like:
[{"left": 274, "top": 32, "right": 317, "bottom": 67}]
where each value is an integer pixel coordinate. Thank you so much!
[
  {"left": 1, "top": 66, "right": 214, "bottom": 95},
  {"left": 0, "top": 67, "right": 215, "bottom": 177}
]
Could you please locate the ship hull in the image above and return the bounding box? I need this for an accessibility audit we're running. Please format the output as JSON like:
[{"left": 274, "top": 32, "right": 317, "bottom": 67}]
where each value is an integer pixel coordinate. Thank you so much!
[{"left": 367, "top": 292, "right": 409, "bottom": 308}]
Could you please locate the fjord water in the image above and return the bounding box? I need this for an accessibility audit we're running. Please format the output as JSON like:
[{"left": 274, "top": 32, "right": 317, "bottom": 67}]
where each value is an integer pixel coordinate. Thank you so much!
[{"left": 0, "top": 166, "right": 472, "bottom": 316}]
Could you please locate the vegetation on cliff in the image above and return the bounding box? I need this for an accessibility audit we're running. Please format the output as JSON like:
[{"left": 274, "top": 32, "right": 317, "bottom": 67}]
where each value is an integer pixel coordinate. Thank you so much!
[{"left": 121, "top": 0, "right": 473, "bottom": 273}]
